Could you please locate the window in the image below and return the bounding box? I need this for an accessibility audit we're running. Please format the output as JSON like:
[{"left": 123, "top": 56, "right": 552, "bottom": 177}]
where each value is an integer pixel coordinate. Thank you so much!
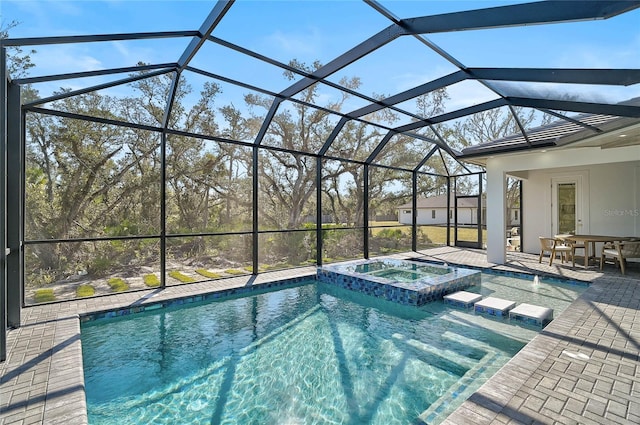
[
  {"left": 432, "top": 210, "right": 436, "bottom": 219},
  {"left": 403, "top": 210, "right": 411, "bottom": 214},
  {"left": 449, "top": 210, "right": 453, "bottom": 219},
  {"left": 514, "top": 210, "right": 519, "bottom": 220}
]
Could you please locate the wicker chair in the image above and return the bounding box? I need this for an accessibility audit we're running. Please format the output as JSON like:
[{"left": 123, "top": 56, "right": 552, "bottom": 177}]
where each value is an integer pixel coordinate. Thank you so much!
[
  {"left": 600, "top": 240, "right": 640, "bottom": 274},
  {"left": 539, "top": 237, "right": 573, "bottom": 266}
]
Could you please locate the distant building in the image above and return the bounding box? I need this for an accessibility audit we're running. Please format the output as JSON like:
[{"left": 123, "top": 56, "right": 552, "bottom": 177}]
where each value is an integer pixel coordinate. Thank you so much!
[{"left": 397, "top": 194, "right": 520, "bottom": 227}]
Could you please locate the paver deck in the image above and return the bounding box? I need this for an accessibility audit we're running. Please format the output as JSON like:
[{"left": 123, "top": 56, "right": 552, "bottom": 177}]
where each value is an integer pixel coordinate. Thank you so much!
[{"left": 1, "top": 247, "right": 639, "bottom": 425}]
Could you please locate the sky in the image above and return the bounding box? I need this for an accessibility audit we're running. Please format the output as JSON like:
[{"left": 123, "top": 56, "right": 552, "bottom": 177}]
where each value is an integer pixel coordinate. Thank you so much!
[{"left": 2, "top": 0, "right": 640, "bottom": 121}]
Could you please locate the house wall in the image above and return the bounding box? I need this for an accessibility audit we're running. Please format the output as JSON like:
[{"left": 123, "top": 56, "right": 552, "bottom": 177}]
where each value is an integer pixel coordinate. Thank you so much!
[
  {"left": 399, "top": 208, "right": 448, "bottom": 225},
  {"left": 398, "top": 208, "right": 477, "bottom": 225},
  {"left": 508, "top": 209, "right": 520, "bottom": 227},
  {"left": 522, "top": 162, "right": 639, "bottom": 255},
  {"left": 486, "top": 145, "right": 640, "bottom": 264}
]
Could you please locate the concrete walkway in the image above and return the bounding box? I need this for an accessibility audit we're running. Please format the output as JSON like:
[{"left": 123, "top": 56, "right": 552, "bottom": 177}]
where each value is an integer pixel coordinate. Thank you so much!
[{"left": 1, "top": 248, "right": 638, "bottom": 424}]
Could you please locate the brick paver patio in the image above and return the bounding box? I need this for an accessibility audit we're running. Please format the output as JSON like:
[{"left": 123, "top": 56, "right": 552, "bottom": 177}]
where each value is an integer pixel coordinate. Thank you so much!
[{"left": 1, "top": 247, "right": 638, "bottom": 424}]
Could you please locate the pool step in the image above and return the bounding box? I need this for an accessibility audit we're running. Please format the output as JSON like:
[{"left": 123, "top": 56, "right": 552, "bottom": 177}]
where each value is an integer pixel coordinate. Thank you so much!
[
  {"left": 417, "top": 349, "right": 502, "bottom": 424},
  {"left": 474, "top": 297, "right": 516, "bottom": 317},
  {"left": 509, "top": 303, "right": 553, "bottom": 327},
  {"left": 443, "top": 291, "right": 482, "bottom": 309},
  {"left": 444, "top": 291, "right": 554, "bottom": 328},
  {"left": 391, "top": 333, "right": 480, "bottom": 372}
]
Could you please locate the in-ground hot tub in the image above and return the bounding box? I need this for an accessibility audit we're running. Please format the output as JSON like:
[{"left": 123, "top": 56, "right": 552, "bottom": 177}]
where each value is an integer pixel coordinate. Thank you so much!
[{"left": 317, "top": 258, "right": 481, "bottom": 306}]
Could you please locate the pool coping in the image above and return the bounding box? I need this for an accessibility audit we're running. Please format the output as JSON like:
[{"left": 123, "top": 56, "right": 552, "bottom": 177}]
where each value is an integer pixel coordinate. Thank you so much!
[{"left": 2, "top": 249, "right": 639, "bottom": 424}]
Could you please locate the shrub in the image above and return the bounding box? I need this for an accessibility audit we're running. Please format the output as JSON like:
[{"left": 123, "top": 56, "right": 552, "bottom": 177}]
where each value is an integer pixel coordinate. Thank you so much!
[
  {"left": 377, "top": 228, "right": 404, "bottom": 238},
  {"left": 34, "top": 288, "right": 56, "bottom": 303},
  {"left": 168, "top": 271, "right": 196, "bottom": 283},
  {"left": 88, "top": 256, "right": 113, "bottom": 277},
  {"left": 225, "top": 269, "right": 246, "bottom": 275},
  {"left": 76, "top": 284, "right": 95, "bottom": 297},
  {"left": 195, "top": 269, "right": 222, "bottom": 279},
  {"left": 144, "top": 274, "right": 160, "bottom": 287},
  {"left": 108, "top": 277, "right": 129, "bottom": 292}
]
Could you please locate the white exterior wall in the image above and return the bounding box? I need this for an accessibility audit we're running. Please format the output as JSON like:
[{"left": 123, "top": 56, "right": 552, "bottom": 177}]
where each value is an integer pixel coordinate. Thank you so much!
[
  {"left": 465, "top": 208, "right": 481, "bottom": 225},
  {"left": 522, "top": 162, "right": 640, "bottom": 255},
  {"left": 398, "top": 208, "right": 477, "bottom": 225},
  {"left": 399, "top": 208, "right": 449, "bottom": 225},
  {"left": 509, "top": 209, "right": 521, "bottom": 227},
  {"left": 487, "top": 168, "right": 507, "bottom": 263},
  {"left": 486, "top": 145, "right": 640, "bottom": 263}
]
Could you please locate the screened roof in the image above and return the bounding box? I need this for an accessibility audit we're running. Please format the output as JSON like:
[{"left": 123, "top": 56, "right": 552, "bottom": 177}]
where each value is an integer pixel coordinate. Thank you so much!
[{"left": 4, "top": 0, "right": 640, "bottom": 175}]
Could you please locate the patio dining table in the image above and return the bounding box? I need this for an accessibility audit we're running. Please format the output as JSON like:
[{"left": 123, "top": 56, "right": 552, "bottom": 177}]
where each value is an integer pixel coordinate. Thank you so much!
[{"left": 555, "top": 234, "right": 634, "bottom": 268}]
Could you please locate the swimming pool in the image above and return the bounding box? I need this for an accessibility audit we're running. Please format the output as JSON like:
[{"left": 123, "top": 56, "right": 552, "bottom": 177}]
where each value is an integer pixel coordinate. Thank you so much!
[{"left": 81, "top": 272, "right": 586, "bottom": 425}]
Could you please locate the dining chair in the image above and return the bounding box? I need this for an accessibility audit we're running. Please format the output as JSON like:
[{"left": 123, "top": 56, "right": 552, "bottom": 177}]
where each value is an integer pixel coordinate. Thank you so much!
[
  {"left": 539, "top": 237, "right": 573, "bottom": 266},
  {"left": 553, "top": 235, "right": 584, "bottom": 267}
]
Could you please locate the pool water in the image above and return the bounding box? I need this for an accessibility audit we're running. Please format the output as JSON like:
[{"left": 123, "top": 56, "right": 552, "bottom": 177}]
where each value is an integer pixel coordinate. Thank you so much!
[
  {"left": 349, "top": 260, "right": 451, "bottom": 281},
  {"left": 81, "top": 273, "right": 586, "bottom": 425}
]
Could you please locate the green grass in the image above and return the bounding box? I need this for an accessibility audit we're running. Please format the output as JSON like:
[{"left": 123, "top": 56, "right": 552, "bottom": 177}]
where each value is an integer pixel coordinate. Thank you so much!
[
  {"left": 143, "top": 274, "right": 160, "bottom": 287},
  {"left": 168, "top": 270, "right": 196, "bottom": 283},
  {"left": 225, "top": 268, "right": 246, "bottom": 275},
  {"left": 242, "top": 265, "right": 266, "bottom": 273},
  {"left": 76, "top": 284, "right": 95, "bottom": 297},
  {"left": 195, "top": 269, "right": 223, "bottom": 279},
  {"left": 369, "top": 222, "right": 486, "bottom": 245},
  {"left": 34, "top": 288, "right": 56, "bottom": 303},
  {"left": 108, "top": 277, "right": 129, "bottom": 292}
]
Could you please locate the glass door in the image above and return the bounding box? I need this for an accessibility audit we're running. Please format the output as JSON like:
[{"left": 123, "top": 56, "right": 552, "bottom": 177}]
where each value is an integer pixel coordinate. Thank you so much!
[
  {"left": 557, "top": 183, "right": 576, "bottom": 234},
  {"left": 551, "top": 176, "right": 582, "bottom": 236}
]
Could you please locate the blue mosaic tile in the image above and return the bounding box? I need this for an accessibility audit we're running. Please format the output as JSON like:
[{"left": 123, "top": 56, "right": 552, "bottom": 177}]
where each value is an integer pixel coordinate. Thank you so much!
[{"left": 474, "top": 305, "right": 511, "bottom": 317}]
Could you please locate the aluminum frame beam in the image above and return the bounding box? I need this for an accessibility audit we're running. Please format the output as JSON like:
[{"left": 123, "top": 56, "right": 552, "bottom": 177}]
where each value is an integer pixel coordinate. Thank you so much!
[
  {"left": 205, "top": 35, "right": 433, "bottom": 129},
  {"left": 2, "top": 31, "right": 199, "bottom": 47},
  {"left": 539, "top": 109, "right": 604, "bottom": 133},
  {"left": 438, "top": 149, "right": 451, "bottom": 176},
  {"left": 0, "top": 47, "right": 6, "bottom": 361},
  {"left": 13, "top": 63, "right": 178, "bottom": 85},
  {"left": 507, "top": 97, "right": 640, "bottom": 118},
  {"left": 318, "top": 117, "right": 349, "bottom": 156},
  {"left": 25, "top": 106, "right": 163, "bottom": 133},
  {"left": 468, "top": 68, "right": 640, "bottom": 86},
  {"left": 365, "top": 132, "right": 395, "bottom": 163},
  {"left": 346, "top": 71, "right": 467, "bottom": 119},
  {"left": 507, "top": 105, "right": 532, "bottom": 146},
  {"left": 26, "top": 105, "right": 441, "bottom": 173},
  {"left": 24, "top": 68, "right": 174, "bottom": 107},
  {"left": 254, "top": 23, "right": 406, "bottom": 145},
  {"left": 6, "top": 82, "right": 21, "bottom": 327},
  {"left": 424, "top": 98, "right": 510, "bottom": 125},
  {"left": 414, "top": 145, "right": 439, "bottom": 173},
  {"left": 206, "top": 36, "right": 428, "bottom": 124},
  {"left": 177, "top": 0, "right": 234, "bottom": 71},
  {"left": 400, "top": 1, "right": 640, "bottom": 34},
  {"left": 279, "top": 24, "right": 407, "bottom": 100},
  {"left": 162, "top": 72, "right": 181, "bottom": 129}
]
